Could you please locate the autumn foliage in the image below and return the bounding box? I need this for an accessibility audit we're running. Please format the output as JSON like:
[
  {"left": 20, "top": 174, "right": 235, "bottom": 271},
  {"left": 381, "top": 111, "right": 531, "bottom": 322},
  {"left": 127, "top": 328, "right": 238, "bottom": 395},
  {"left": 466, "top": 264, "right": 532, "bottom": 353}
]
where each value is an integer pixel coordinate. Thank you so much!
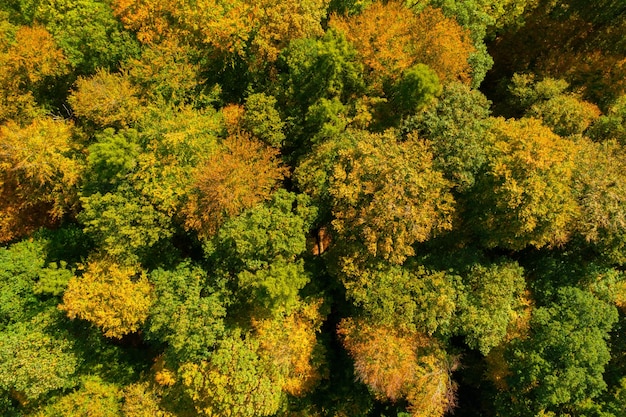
[{"left": 183, "top": 132, "right": 287, "bottom": 237}]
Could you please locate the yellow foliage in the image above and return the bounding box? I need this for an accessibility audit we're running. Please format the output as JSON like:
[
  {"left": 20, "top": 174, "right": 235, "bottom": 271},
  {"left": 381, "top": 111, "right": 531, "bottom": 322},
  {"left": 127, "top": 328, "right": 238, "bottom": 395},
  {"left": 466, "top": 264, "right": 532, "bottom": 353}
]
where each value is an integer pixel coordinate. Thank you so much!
[
  {"left": 0, "top": 117, "right": 82, "bottom": 242},
  {"left": 330, "top": 130, "right": 454, "bottom": 264},
  {"left": 477, "top": 117, "right": 580, "bottom": 249},
  {"left": 338, "top": 318, "right": 456, "bottom": 417},
  {"left": 113, "top": 0, "right": 328, "bottom": 65},
  {"left": 60, "top": 260, "right": 153, "bottom": 338},
  {"left": 221, "top": 104, "right": 245, "bottom": 136},
  {"left": 0, "top": 25, "right": 69, "bottom": 123},
  {"left": 123, "top": 381, "right": 174, "bottom": 417},
  {"left": 329, "top": 2, "right": 474, "bottom": 90},
  {"left": 253, "top": 300, "right": 326, "bottom": 396},
  {"left": 68, "top": 69, "right": 143, "bottom": 128},
  {"left": 152, "top": 355, "right": 177, "bottom": 387},
  {"left": 183, "top": 132, "right": 287, "bottom": 237}
]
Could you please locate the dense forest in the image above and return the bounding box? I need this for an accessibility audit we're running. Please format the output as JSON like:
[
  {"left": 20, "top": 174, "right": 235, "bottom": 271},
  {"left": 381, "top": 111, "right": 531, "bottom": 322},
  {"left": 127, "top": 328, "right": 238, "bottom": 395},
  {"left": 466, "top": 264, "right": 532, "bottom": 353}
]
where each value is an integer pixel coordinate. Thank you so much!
[{"left": 2, "top": 0, "right": 626, "bottom": 416}]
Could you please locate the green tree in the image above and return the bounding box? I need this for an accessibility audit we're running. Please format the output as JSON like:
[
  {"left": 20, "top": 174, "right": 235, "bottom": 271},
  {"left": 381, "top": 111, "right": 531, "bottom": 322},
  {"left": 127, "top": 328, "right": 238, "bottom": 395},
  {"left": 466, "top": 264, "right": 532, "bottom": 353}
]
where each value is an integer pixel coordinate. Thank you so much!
[
  {"left": 405, "top": 81, "right": 492, "bottom": 191},
  {"left": 33, "top": 0, "right": 140, "bottom": 74},
  {"left": 455, "top": 260, "right": 526, "bottom": 354},
  {"left": 337, "top": 257, "right": 458, "bottom": 336},
  {"left": 241, "top": 93, "right": 286, "bottom": 148},
  {"left": 41, "top": 376, "right": 123, "bottom": 417},
  {"left": 209, "top": 190, "right": 316, "bottom": 315},
  {"left": 146, "top": 263, "right": 227, "bottom": 363},
  {"left": 507, "top": 74, "right": 601, "bottom": 136},
  {"left": 497, "top": 287, "right": 618, "bottom": 417},
  {"left": 0, "top": 318, "right": 78, "bottom": 405}
]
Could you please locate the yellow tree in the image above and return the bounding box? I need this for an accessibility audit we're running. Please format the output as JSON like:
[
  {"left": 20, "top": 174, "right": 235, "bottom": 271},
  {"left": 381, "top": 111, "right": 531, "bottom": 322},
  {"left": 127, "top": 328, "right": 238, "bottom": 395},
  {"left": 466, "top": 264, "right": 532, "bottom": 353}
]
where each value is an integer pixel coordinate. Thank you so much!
[
  {"left": 329, "top": 2, "right": 475, "bottom": 90},
  {"left": 470, "top": 117, "right": 580, "bottom": 250},
  {"left": 0, "top": 117, "right": 82, "bottom": 242},
  {"left": 329, "top": 129, "right": 454, "bottom": 264},
  {"left": 338, "top": 318, "right": 457, "bottom": 417},
  {"left": 112, "top": 0, "right": 328, "bottom": 65},
  {"left": 253, "top": 300, "right": 326, "bottom": 397},
  {"left": 0, "top": 24, "right": 69, "bottom": 123},
  {"left": 60, "top": 259, "right": 153, "bottom": 338},
  {"left": 68, "top": 69, "right": 143, "bottom": 129}
]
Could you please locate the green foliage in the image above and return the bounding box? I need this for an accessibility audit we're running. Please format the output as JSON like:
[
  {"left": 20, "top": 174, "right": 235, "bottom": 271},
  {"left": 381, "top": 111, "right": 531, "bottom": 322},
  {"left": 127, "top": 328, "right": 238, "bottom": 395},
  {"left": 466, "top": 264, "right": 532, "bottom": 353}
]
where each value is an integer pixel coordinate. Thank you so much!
[
  {"left": 33, "top": 0, "right": 140, "bottom": 74},
  {"left": 242, "top": 93, "right": 286, "bottom": 148},
  {"left": 212, "top": 189, "right": 316, "bottom": 270},
  {"left": 0, "top": 240, "right": 46, "bottom": 327},
  {"left": 210, "top": 190, "right": 316, "bottom": 315},
  {"left": 387, "top": 64, "right": 442, "bottom": 117},
  {"left": 146, "top": 263, "right": 227, "bottom": 363},
  {"left": 405, "top": 81, "right": 492, "bottom": 191},
  {"left": 279, "top": 28, "right": 365, "bottom": 115},
  {"left": 499, "top": 287, "right": 618, "bottom": 417},
  {"left": 41, "top": 376, "right": 123, "bottom": 417},
  {"left": 83, "top": 128, "right": 141, "bottom": 195},
  {"left": 588, "top": 95, "right": 626, "bottom": 145},
  {"left": 78, "top": 187, "right": 173, "bottom": 263},
  {"left": 455, "top": 260, "right": 526, "bottom": 354},
  {"left": 338, "top": 258, "right": 458, "bottom": 336},
  {"left": 507, "top": 73, "right": 601, "bottom": 135},
  {"left": 0, "top": 318, "right": 78, "bottom": 403}
]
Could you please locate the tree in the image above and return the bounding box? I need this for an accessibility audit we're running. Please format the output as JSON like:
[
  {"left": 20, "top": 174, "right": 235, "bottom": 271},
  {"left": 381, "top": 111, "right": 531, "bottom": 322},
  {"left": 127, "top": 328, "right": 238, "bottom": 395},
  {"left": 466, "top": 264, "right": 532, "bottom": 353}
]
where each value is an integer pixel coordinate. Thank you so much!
[
  {"left": 253, "top": 300, "right": 326, "bottom": 397},
  {"left": 124, "top": 39, "right": 209, "bottom": 106},
  {"left": 112, "top": 0, "right": 328, "bottom": 66},
  {"left": 0, "top": 117, "right": 82, "bottom": 243},
  {"left": 506, "top": 74, "right": 601, "bottom": 136},
  {"left": 40, "top": 376, "right": 123, "bottom": 417},
  {"left": 78, "top": 186, "right": 174, "bottom": 263},
  {"left": 0, "top": 23, "right": 70, "bottom": 123},
  {"left": 337, "top": 257, "right": 458, "bottom": 336},
  {"left": 209, "top": 190, "right": 316, "bottom": 315},
  {"left": 327, "top": 129, "right": 454, "bottom": 264},
  {"left": 241, "top": 93, "right": 286, "bottom": 148},
  {"left": 60, "top": 259, "right": 153, "bottom": 338},
  {"left": 0, "top": 239, "right": 73, "bottom": 329},
  {"left": 405, "top": 81, "right": 492, "bottom": 191},
  {"left": 183, "top": 132, "right": 287, "bottom": 238},
  {"left": 572, "top": 139, "right": 626, "bottom": 264},
  {"left": 68, "top": 69, "right": 143, "bottom": 129},
  {"left": 338, "top": 318, "right": 457, "bottom": 417},
  {"left": 146, "top": 263, "right": 227, "bottom": 363},
  {"left": 179, "top": 330, "right": 283, "bottom": 417},
  {"left": 455, "top": 260, "right": 526, "bottom": 355},
  {"left": 497, "top": 287, "right": 618, "bottom": 417},
  {"left": 33, "top": 0, "right": 140, "bottom": 74},
  {"left": 469, "top": 117, "right": 579, "bottom": 250},
  {"left": 386, "top": 64, "right": 442, "bottom": 117},
  {"left": 0, "top": 318, "right": 78, "bottom": 405},
  {"left": 329, "top": 3, "right": 475, "bottom": 89},
  {"left": 278, "top": 28, "right": 365, "bottom": 115}
]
